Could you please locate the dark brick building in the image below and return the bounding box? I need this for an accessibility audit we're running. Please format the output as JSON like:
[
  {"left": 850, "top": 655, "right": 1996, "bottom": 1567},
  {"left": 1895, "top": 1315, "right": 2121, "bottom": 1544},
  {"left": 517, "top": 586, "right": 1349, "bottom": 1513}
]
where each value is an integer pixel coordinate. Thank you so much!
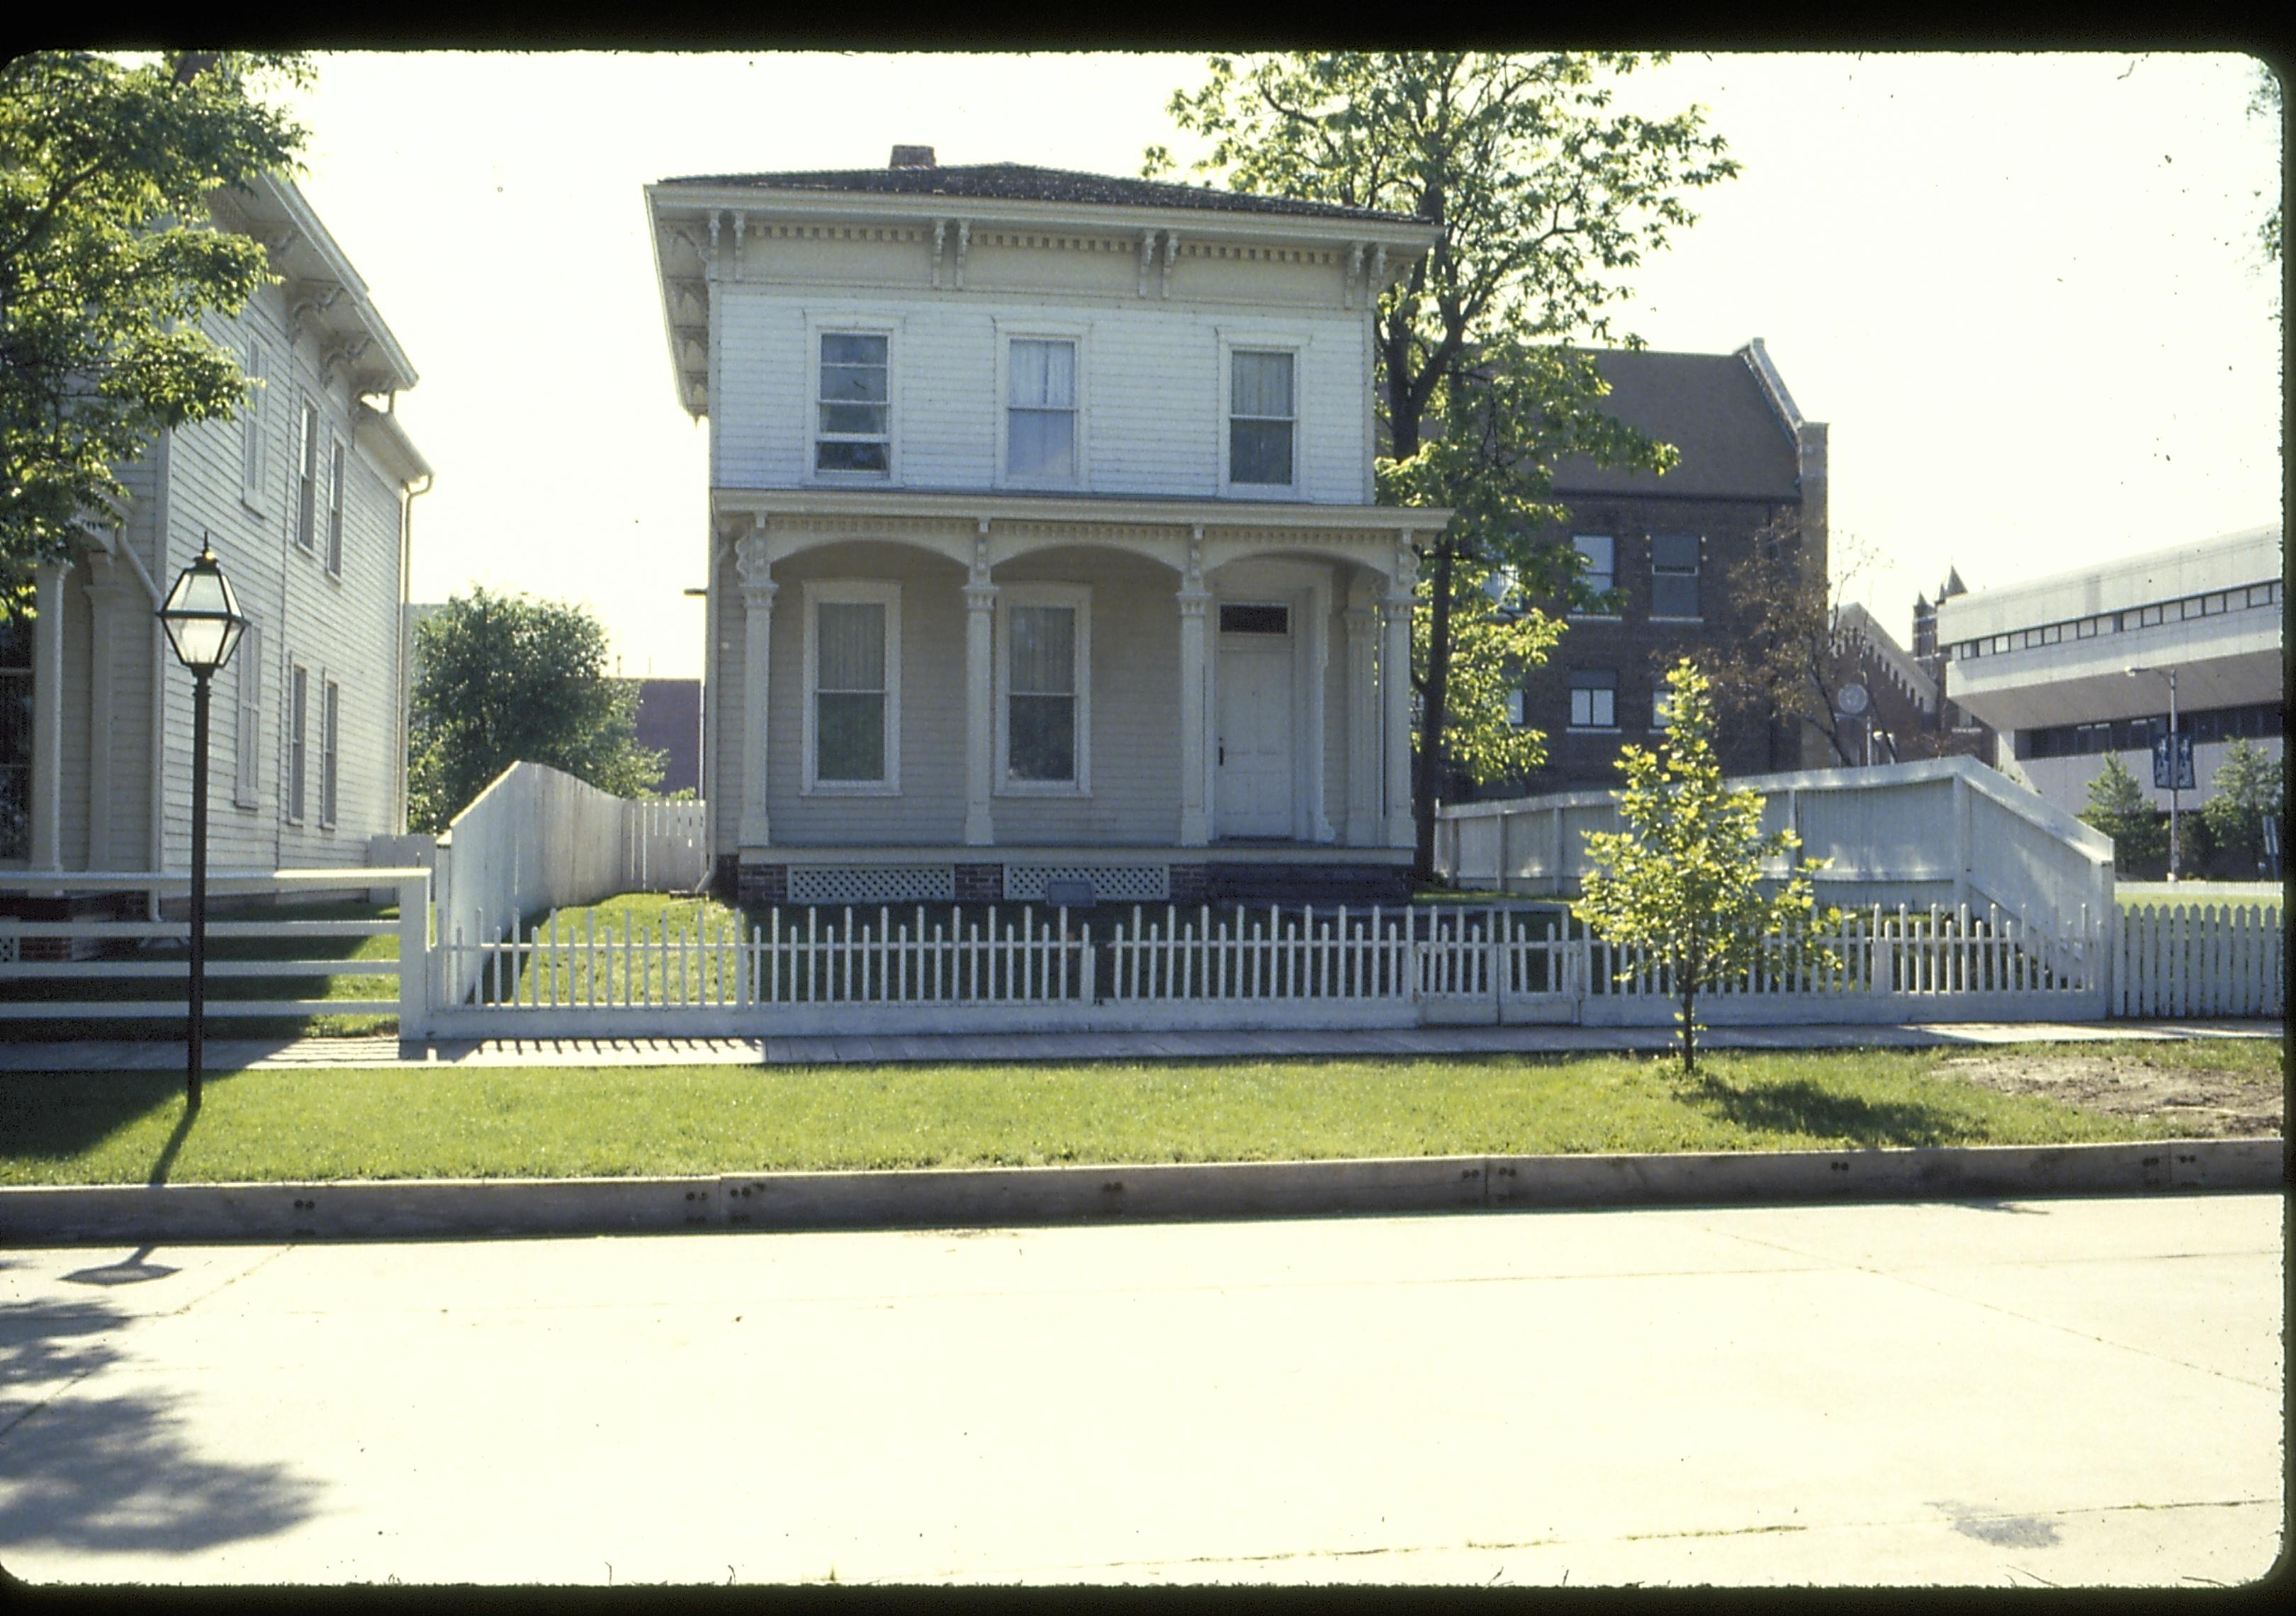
[
  {"left": 1465, "top": 339, "right": 1829, "bottom": 800},
  {"left": 632, "top": 678, "right": 702, "bottom": 797}
]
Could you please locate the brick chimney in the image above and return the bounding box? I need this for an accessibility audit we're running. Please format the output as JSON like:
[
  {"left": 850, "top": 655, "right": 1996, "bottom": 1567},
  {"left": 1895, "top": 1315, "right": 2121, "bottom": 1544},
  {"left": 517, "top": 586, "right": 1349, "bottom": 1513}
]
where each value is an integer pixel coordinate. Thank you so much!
[{"left": 889, "top": 145, "right": 936, "bottom": 169}]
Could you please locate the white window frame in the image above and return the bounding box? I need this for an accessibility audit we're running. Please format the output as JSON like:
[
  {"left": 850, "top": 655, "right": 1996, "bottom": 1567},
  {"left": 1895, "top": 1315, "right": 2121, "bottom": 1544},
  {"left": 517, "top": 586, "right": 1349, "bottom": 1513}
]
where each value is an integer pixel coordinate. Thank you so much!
[
  {"left": 325, "top": 435, "right": 347, "bottom": 577},
  {"left": 995, "top": 583, "right": 1091, "bottom": 797},
  {"left": 320, "top": 675, "right": 340, "bottom": 829},
  {"left": 1571, "top": 534, "right": 1619, "bottom": 619},
  {"left": 1217, "top": 330, "right": 1307, "bottom": 499},
  {"left": 995, "top": 322, "right": 1089, "bottom": 490},
  {"left": 1650, "top": 534, "right": 1703, "bottom": 622},
  {"left": 801, "top": 579, "right": 901, "bottom": 795},
  {"left": 805, "top": 317, "right": 901, "bottom": 485},
  {"left": 239, "top": 337, "right": 270, "bottom": 513},
  {"left": 286, "top": 661, "right": 309, "bottom": 823},
  {"left": 293, "top": 400, "right": 320, "bottom": 552},
  {"left": 232, "top": 619, "right": 263, "bottom": 808},
  {"left": 1568, "top": 669, "right": 1619, "bottom": 732}
]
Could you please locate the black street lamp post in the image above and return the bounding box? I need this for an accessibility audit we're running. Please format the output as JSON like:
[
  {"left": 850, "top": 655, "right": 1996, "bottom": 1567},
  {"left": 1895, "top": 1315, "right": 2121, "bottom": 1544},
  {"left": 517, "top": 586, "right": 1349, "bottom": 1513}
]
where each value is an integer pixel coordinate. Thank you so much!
[{"left": 157, "top": 544, "right": 247, "bottom": 1110}]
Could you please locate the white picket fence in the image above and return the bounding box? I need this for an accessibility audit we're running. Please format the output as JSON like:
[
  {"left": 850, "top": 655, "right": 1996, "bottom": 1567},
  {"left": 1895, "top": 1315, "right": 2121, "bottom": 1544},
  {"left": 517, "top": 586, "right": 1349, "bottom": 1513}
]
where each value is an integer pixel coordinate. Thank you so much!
[{"left": 2113, "top": 903, "right": 2283, "bottom": 1018}]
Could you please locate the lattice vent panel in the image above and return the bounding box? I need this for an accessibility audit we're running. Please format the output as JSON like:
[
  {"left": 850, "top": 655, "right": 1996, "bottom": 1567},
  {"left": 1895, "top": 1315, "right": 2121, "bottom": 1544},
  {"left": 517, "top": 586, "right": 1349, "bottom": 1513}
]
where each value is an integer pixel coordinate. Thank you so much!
[
  {"left": 1002, "top": 864, "right": 1171, "bottom": 902},
  {"left": 788, "top": 865, "right": 958, "bottom": 905}
]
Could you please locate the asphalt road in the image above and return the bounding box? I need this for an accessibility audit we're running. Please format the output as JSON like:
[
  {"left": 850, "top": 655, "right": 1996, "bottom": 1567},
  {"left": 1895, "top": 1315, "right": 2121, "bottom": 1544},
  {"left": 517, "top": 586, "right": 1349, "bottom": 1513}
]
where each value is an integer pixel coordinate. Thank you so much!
[{"left": 1, "top": 1194, "right": 2283, "bottom": 1588}]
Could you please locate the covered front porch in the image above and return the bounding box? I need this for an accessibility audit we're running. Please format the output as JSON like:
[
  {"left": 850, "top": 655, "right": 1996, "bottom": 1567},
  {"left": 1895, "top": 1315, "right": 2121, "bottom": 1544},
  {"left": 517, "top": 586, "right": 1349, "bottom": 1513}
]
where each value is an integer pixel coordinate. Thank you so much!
[{"left": 707, "top": 491, "right": 1449, "bottom": 906}]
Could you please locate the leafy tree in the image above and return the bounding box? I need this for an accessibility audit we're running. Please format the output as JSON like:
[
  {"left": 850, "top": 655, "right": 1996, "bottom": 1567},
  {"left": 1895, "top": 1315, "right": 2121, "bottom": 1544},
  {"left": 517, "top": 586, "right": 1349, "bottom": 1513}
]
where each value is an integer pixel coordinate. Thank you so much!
[
  {"left": 2200, "top": 738, "right": 2285, "bottom": 870},
  {"left": 1149, "top": 52, "right": 1738, "bottom": 877},
  {"left": 2078, "top": 753, "right": 2166, "bottom": 873},
  {"left": 407, "top": 588, "right": 665, "bottom": 834},
  {"left": 1577, "top": 660, "right": 1835, "bottom": 1074},
  {"left": 1, "top": 50, "right": 310, "bottom": 609}
]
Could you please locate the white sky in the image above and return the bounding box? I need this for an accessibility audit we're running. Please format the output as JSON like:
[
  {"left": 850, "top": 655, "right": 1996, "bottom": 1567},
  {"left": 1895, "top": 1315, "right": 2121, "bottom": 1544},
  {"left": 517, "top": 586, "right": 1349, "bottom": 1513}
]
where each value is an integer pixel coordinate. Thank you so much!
[{"left": 286, "top": 50, "right": 2284, "bottom": 680}]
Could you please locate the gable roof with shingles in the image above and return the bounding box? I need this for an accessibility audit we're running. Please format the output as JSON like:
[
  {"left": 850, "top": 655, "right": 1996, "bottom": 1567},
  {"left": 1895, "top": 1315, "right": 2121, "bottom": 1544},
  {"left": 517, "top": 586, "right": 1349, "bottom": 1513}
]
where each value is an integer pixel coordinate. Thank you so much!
[
  {"left": 656, "top": 162, "right": 1425, "bottom": 225},
  {"left": 1546, "top": 348, "right": 1803, "bottom": 503}
]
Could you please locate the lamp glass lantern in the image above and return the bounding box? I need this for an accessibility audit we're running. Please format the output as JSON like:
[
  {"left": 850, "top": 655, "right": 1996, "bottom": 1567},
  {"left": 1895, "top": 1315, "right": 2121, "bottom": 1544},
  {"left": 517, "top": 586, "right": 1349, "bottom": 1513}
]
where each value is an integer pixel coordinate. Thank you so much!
[{"left": 158, "top": 547, "right": 249, "bottom": 673}]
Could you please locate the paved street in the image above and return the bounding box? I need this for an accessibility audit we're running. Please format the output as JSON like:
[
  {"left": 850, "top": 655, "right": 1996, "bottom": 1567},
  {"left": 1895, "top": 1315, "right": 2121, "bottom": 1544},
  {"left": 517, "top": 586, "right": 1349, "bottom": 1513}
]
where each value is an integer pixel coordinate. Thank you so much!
[{"left": 1, "top": 1194, "right": 2283, "bottom": 1587}]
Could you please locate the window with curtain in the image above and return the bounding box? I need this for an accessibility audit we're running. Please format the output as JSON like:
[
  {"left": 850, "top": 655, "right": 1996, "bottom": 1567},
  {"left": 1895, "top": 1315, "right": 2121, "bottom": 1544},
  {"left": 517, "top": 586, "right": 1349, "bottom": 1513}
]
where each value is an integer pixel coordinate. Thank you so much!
[
  {"left": 1568, "top": 668, "right": 1618, "bottom": 729},
  {"left": 816, "top": 332, "right": 891, "bottom": 474},
  {"left": 814, "top": 600, "right": 888, "bottom": 782},
  {"left": 1229, "top": 349, "right": 1295, "bottom": 486},
  {"left": 1572, "top": 535, "right": 1615, "bottom": 614},
  {"left": 1651, "top": 534, "right": 1701, "bottom": 618},
  {"left": 1008, "top": 604, "right": 1076, "bottom": 782},
  {"left": 1007, "top": 338, "right": 1076, "bottom": 481}
]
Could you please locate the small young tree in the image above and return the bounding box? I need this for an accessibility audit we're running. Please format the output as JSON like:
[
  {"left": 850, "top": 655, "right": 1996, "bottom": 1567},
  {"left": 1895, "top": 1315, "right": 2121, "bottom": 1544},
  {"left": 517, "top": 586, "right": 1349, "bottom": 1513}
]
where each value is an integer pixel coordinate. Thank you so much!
[
  {"left": 2200, "top": 738, "right": 2285, "bottom": 871},
  {"left": 2078, "top": 753, "right": 2166, "bottom": 874},
  {"left": 407, "top": 588, "right": 664, "bottom": 833},
  {"left": 1577, "top": 659, "right": 1835, "bottom": 1074}
]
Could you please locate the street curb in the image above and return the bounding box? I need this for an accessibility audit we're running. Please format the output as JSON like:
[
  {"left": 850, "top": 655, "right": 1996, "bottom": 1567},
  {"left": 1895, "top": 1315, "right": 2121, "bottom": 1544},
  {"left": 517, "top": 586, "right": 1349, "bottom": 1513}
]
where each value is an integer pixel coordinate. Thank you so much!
[{"left": 0, "top": 1138, "right": 2283, "bottom": 1244}]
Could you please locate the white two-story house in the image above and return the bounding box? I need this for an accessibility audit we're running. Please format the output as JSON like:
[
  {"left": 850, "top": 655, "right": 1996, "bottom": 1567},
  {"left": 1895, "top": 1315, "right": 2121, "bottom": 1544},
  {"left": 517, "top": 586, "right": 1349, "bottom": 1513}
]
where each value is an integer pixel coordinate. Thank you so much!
[
  {"left": 1, "top": 172, "right": 431, "bottom": 891},
  {"left": 646, "top": 150, "right": 1446, "bottom": 909}
]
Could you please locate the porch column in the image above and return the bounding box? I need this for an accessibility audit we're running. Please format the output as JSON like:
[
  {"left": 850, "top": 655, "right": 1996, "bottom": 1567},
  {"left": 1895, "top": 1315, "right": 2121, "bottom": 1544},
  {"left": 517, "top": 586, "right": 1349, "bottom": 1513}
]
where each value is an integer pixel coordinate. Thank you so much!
[
  {"left": 1380, "top": 546, "right": 1417, "bottom": 849},
  {"left": 83, "top": 555, "right": 125, "bottom": 868},
  {"left": 734, "top": 529, "right": 775, "bottom": 847},
  {"left": 1343, "top": 575, "right": 1380, "bottom": 845},
  {"left": 28, "top": 559, "right": 69, "bottom": 871},
  {"left": 1176, "top": 526, "right": 1210, "bottom": 846},
  {"left": 963, "top": 580, "right": 997, "bottom": 846}
]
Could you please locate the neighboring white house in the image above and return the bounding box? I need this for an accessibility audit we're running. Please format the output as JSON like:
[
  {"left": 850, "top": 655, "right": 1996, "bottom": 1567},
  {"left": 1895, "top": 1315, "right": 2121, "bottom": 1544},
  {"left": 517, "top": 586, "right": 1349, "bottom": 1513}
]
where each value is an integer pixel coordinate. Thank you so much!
[
  {"left": 1937, "top": 524, "right": 2283, "bottom": 820},
  {"left": 646, "top": 149, "right": 1448, "bottom": 907},
  {"left": 0, "top": 172, "right": 432, "bottom": 885}
]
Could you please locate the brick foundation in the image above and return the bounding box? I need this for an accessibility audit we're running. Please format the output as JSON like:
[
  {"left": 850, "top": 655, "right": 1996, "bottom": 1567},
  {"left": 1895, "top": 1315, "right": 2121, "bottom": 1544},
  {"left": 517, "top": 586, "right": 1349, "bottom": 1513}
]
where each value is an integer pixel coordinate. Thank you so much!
[
  {"left": 736, "top": 862, "right": 787, "bottom": 905},
  {"left": 954, "top": 863, "right": 1003, "bottom": 902}
]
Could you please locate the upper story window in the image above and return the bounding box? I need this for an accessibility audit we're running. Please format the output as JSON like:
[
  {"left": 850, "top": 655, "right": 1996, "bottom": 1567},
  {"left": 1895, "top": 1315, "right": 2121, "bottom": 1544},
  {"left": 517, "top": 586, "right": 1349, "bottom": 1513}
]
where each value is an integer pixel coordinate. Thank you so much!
[
  {"left": 1572, "top": 535, "right": 1616, "bottom": 615},
  {"left": 1228, "top": 349, "right": 1295, "bottom": 488},
  {"left": 815, "top": 332, "right": 891, "bottom": 476},
  {"left": 239, "top": 338, "right": 269, "bottom": 513},
  {"left": 325, "top": 438, "right": 347, "bottom": 576},
  {"left": 1568, "top": 668, "right": 1619, "bottom": 731},
  {"left": 293, "top": 401, "right": 320, "bottom": 551},
  {"left": 1651, "top": 534, "right": 1701, "bottom": 619},
  {"left": 1006, "top": 338, "right": 1078, "bottom": 484},
  {"left": 804, "top": 580, "right": 901, "bottom": 792}
]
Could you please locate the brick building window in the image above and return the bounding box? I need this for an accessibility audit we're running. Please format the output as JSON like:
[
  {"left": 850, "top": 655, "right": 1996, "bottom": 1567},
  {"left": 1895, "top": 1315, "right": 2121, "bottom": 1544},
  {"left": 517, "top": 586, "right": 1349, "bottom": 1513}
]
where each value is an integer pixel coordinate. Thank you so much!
[
  {"left": 1568, "top": 669, "right": 1619, "bottom": 730},
  {"left": 1650, "top": 534, "right": 1701, "bottom": 619},
  {"left": 1572, "top": 535, "right": 1615, "bottom": 615}
]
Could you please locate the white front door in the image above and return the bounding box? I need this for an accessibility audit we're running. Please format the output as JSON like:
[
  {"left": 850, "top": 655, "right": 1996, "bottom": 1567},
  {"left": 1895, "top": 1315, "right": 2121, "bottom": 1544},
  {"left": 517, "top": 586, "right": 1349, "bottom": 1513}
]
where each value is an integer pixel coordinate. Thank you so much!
[{"left": 1215, "top": 605, "right": 1294, "bottom": 838}]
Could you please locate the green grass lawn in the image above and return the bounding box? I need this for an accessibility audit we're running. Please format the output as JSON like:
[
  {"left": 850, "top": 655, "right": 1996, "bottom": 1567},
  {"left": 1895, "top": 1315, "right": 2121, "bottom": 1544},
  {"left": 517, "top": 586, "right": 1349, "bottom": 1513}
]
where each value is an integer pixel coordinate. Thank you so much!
[
  {"left": 4, "top": 1041, "right": 2268, "bottom": 1187},
  {"left": 0, "top": 900, "right": 403, "bottom": 1039}
]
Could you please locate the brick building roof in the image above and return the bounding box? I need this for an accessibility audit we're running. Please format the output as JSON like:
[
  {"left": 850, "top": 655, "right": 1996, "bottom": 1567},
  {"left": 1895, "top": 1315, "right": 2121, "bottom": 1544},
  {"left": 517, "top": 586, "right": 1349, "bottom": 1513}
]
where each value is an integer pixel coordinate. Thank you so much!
[{"left": 1547, "top": 349, "right": 1803, "bottom": 503}]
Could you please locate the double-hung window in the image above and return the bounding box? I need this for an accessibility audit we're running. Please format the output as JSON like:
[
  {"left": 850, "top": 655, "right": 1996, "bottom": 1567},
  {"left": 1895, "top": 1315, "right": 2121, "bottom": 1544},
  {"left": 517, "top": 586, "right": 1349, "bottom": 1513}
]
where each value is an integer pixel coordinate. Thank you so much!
[
  {"left": 1650, "top": 534, "right": 1701, "bottom": 619},
  {"left": 1572, "top": 535, "right": 1616, "bottom": 615},
  {"left": 293, "top": 402, "right": 320, "bottom": 551},
  {"left": 1228, "top": 349, "right": 1295, "bottom": 488},
  {"left": 287, "top": 662, "right": 309, "bottom": 822},
  {"left": 815, "top": 332, "right": 891, "bottom": 476},
  {"left": 804, "top": 582, "right": 900, "bottom": 791},
  {"left": 998, "top": 584, "right": 1090, "bottom": 792},
  {"left": 1006, "top": 338, "right": 1078, "bottom": 483},
  {"left": 320, "top": 678, "right": 340, "bottom": 828},
  {"left": 1568, "top": 669, "right": 1619, "bottom": 731},
  {"left": 239, "top": 339, "right": 269, "bottom": 511},
  {"left": 325, "top": 439, "right": 347, "bottom": 576},
  {"left": 233, "top": 621, "right": 264, "bottom": 807}
]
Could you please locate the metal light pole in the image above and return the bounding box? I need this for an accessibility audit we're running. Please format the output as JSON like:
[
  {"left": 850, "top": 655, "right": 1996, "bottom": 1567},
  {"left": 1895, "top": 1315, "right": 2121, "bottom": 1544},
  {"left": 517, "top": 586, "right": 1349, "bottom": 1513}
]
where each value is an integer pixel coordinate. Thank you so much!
[
  {"left": 2127, "top": 665, "right": 2181, "bottom": 882},
  {"left": 157, "top": 545, "right": 247, "bottom": 1110}
]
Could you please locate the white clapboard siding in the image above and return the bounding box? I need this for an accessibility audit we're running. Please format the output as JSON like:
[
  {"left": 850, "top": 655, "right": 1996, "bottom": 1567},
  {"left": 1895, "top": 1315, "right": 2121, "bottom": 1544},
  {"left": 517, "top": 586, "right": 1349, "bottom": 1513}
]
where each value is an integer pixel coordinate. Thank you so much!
[{"left": 2115, "top": 902, "right": 2284, "bottom": 1019}]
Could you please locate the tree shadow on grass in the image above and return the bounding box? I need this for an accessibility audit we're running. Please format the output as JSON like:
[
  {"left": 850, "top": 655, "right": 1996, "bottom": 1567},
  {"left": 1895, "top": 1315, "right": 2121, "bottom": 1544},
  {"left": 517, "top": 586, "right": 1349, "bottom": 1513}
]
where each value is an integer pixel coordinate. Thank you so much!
[
  {"left": 1675, "top": 1074, "right": 1980, "bottom": 1149},
  {"left": 0, "top": 1294, "right": 320, "bottom": 1557}
]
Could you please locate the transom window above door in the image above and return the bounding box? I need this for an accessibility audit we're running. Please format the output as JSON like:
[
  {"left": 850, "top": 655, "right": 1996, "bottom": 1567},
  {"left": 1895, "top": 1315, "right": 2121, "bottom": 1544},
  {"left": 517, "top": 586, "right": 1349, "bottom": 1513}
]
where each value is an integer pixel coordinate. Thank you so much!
[
  {"left": 816, "top": 332, "right": 891, "bottom": 476},
  {"left": 1006, "top": 337, "right": 1077, "bottom": 483}
]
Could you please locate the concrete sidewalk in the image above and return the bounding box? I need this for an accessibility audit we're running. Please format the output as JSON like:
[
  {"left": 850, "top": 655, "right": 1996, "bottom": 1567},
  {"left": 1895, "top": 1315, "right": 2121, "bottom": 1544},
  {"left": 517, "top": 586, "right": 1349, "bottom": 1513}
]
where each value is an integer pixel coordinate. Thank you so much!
[{"left": 0, "top": 1018, "right": 2280, "bottom": 1072}]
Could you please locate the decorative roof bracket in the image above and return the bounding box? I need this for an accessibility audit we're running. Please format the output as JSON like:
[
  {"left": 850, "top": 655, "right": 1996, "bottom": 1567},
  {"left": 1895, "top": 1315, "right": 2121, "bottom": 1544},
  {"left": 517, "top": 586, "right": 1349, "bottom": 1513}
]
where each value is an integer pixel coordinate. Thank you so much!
[
  {"left": 1160, "top": 231, "right": 1178, "bottom": 300},
  {"left": 953, "top": 220, "right": 969, "bottom": 290}
]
